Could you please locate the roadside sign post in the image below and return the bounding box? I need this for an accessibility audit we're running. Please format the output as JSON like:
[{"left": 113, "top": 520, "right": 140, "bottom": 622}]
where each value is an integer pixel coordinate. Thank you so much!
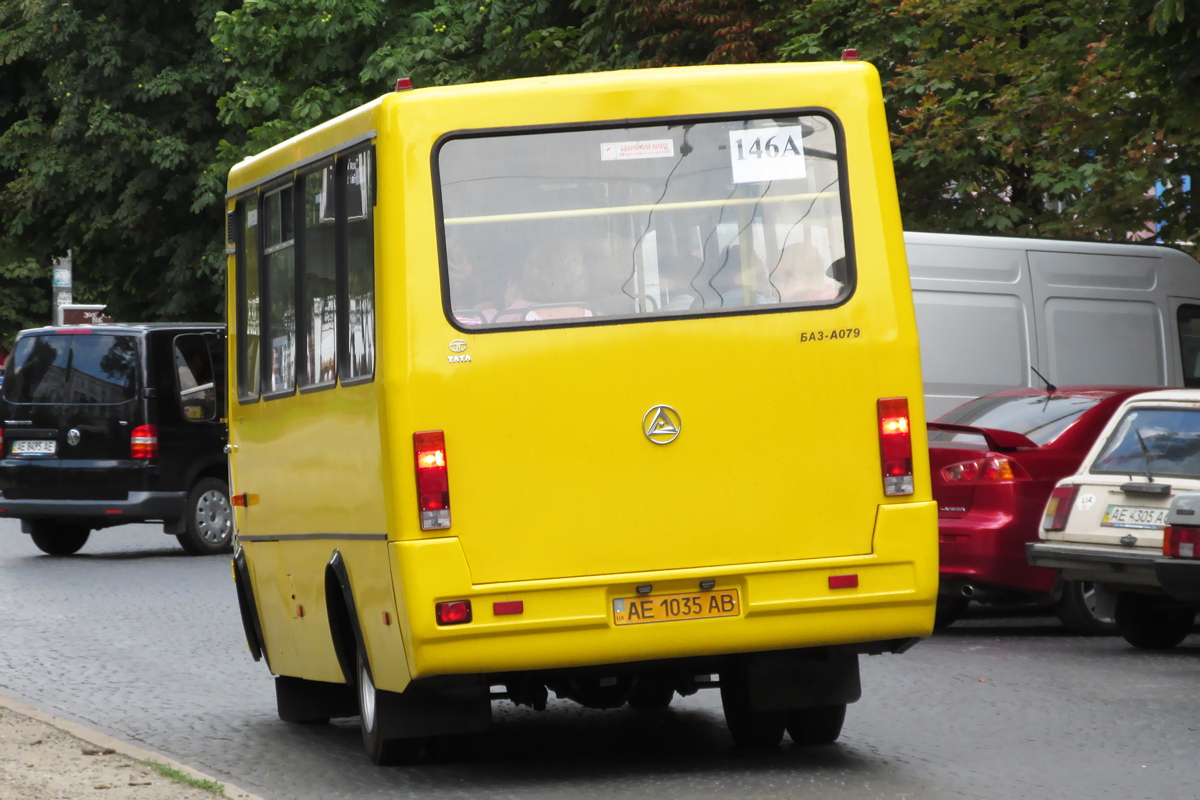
[{"left": 52, "top": 251, "right": 72, "bottom": 325}]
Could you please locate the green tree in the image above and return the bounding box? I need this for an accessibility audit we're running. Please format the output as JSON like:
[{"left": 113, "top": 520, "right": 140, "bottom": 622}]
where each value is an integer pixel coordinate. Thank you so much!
[{"left": 0, "top": 0, "right": 236, "bottom": 346}]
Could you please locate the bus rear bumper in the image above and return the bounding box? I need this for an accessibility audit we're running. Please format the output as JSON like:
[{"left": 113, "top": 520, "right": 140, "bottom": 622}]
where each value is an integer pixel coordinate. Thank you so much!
[{"left": 393, "top": 501, "right": 937, "bottom": 679}]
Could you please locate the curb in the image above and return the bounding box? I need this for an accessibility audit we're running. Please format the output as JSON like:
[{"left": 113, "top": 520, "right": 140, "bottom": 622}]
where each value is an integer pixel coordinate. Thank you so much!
[{"left": 0, "top": 692, "right": 268, "bottom": 800}]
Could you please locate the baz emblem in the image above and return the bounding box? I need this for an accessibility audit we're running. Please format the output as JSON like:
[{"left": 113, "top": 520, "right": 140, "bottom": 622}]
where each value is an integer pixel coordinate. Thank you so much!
[
  {"left": 643, "top": 405, "right": 682, "bottom": 445},
  {"left": 447, "top": 339, "right": 471, "bottom": 363}
]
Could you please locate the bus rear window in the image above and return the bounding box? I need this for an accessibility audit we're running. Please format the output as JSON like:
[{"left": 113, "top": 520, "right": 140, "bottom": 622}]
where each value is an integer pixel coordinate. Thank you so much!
[
  {"left": 437, "top": 113, "right": 850, "bottom": 329},
  {"left": 3, "top": 334, "right": 138, "bottom": 404}
]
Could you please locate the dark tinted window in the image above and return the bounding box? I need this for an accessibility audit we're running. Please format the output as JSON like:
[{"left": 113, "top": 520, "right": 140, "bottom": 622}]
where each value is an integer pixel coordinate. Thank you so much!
[
  {"left": 1178, "top": 305, "right": 1200, "bottom": 389},
  {"left": 3, "top": 334, "right": 137, "bottom": 404},
  {"left": 933, "top": 393, "right": 1103, "bottom": 446},
  {"left": 1092, "top": 407, "right": 1200, "bottom": 479}
]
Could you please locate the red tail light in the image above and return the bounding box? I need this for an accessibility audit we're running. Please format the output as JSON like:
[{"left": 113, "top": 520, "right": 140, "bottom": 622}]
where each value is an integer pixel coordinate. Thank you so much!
[
  {"left": 1042, "top": 485, "right": 1079, "bottom": 531},
  {"left": 436, "top": 600, "right": 471, "bottom": 625},
  {"left": 878, "top": 397, "right": 914, "bottom": 496},
  {"left": 414, "top": 430, "right": 450, "bottom": 530},
  {"left": 940, "top": 457, "right": 1028, "bottom": 484},
  {"left": 1163, "top": 526, "right": 1200, "bottom": 558},
  {"left": 131, "top": 424, "right": 158, "bottom": 459}
]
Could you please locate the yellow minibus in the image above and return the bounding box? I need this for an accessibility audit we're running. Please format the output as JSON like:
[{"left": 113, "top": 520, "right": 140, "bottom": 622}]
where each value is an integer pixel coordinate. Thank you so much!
[{"left": 225, "top": 59, "right": 936, "bottom": 764}]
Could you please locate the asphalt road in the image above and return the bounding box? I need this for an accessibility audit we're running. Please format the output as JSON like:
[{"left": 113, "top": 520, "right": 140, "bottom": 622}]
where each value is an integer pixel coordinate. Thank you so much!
[{"left": 2, "top": 519, "right": 1198, "bottom": 800}]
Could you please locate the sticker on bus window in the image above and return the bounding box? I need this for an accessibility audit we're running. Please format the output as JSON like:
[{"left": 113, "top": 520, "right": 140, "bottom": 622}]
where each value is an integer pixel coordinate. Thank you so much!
[
  {"left": 601, "top": 139, "right": 675, "bottom": 161},
  {"left": 728, "top": 126, "right": 806, "bottom": 184},
  {"left": 246, "top": 208, "right": 258, "bottom": 227}
]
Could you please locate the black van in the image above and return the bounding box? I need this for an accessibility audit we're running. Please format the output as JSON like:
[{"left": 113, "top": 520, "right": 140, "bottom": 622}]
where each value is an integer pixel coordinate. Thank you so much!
[{"left": 0, "top": 324, "right": 230, "bottom": 556}]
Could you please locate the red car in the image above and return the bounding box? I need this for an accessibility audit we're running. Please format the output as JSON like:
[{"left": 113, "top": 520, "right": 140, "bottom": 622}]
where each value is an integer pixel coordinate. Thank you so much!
[{"left": 928, "top": 386, "right": 1164, "bottom": 631}]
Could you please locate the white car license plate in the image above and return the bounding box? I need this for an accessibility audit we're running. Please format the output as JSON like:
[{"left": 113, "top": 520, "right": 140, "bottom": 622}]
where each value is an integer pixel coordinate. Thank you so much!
[
  {"left": 11, "top": 440, "right": 56, "bottom": 456},
  {"left": 1101, "top": 504, "right": 1167, "bottom": 530}
]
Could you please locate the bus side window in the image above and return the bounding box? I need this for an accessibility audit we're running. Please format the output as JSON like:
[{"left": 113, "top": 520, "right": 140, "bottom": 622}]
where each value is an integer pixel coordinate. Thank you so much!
[
  {"left": 263, "top": 183, "right": 297, "bottom": 396},
  {"left": 237, "top": 196, "right": 261, "bottom": 402},
  {"left": 174, "top": 334, "right": 216, "bottom": 422},
  {"left": 300, "top": 164, "right": 338, "bottom": 387},
  {"left": 340, "top": 148, "right": 375, "bottom": 382}
]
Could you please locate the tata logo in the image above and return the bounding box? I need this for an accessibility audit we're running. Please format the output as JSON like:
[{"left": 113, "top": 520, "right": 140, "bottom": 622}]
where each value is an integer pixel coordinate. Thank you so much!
[
  {"left": 642, "top": 405, "right": 682, "bottom": 445},
  {"left": 448, "top": 339, "right": 468, "bottom": 353}
]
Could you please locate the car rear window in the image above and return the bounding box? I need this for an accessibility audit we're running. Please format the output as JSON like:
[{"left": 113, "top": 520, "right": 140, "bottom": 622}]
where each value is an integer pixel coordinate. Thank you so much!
[
  {"left": 438, "top": 113, "right": 850, "bottom": 329},
  {"left": 1091, "top": 407, "right": 1200, "bottom": 479},
  {"left": 932, "top": 394, "right": 1103, "bottom": 447},
  {"left": 3, "top": 334, "right": 139, "bottom": 404}
]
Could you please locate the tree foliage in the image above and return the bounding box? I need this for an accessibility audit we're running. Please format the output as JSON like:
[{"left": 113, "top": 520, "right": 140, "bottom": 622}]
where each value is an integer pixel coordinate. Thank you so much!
[
  {"left": 0, "top": 0, "right": 236, "bottom": 346},
  {"left": 0, "top": 0, "right": 1195, "bottom": 349}
]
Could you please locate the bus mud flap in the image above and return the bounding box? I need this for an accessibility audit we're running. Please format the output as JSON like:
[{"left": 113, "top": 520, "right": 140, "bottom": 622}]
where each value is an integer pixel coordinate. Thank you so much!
[
  {"left": 742, "top": 647, "right": 862, "bottom": 712},
  {"left": 232, "top": 546, "right": 268, "bottom": 667},
  {"left": 375, "top": 679, "right": 492, "bottom": 739}
]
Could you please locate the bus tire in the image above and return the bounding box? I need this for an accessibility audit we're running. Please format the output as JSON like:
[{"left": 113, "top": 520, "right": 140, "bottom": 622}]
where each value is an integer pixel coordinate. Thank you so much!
[
  {"left": 176, "top": 478, "right": 233, "bottom": 556},
  {"left": 30, "top": 521, "right": 90, "bottom": 556},
  {"left": 786, "top": 704, "right": 846, "bottom": 745},
  {"left": 357, "top": 649, "right": 421, "bottom": 765},
  {"left": 720, "top": 674, "right": 785, "bottom": 750}
]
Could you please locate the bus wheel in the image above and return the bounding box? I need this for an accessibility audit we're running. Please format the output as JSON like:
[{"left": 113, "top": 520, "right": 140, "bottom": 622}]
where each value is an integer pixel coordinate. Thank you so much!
[
  {"left": 30, "top": 521, "right": 90, "bottom": 556},
  {"left": 357, "top": 649, "right": 421, "bottom": 765},
  {"left": 176, "top": 478, "right": 233, "bottom": 556},
  {"left": 786, "top": 704, "right": 846, "bottom": 745},
  {"left": 720, "top": 675, "right": 785, "bottom": 750}
]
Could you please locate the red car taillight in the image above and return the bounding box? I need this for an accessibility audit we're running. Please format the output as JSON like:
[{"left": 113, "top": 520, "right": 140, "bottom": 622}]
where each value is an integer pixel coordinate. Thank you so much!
[
  {"left": 131, "top": 424, "right": 158, "bottom": 459},
  {"left": 940, "top": 457, "right": 1029, "bottom": 484},
  {"left": 414, "top": 430, "right": 450, "bottom": 530},
  {"left": 878, "top": 397, "right": 914, "bottom": 496},
  {"left": 1163, "top": 526, "right": 1200, "bottom": 558},
  {"left": 436, "top": 600, "right": 471, "bottom": 625},
  {"left": 1042, "top": 485, "right": 1079, "bottom": 531}
]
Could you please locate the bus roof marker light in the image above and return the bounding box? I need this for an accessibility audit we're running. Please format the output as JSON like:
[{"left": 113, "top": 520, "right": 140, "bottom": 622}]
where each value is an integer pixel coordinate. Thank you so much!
[
  {"left": 841, "top": 49, "right": 859, "bottom": 61},
  {"left": 395, "top": 77, "right": 413, "bottom": 92},
  {"left": 414, "top": 431, "right": 451, "bottom": 530}
]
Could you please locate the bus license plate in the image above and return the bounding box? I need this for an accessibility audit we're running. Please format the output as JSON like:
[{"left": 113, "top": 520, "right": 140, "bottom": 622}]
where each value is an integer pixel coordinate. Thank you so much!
[
  {"left": 11, "top": 440, "right": 56, "bottom": 456},
  {"left": 1101, "top": 504, "right": 1167, "bottom": 530},
  {"left": 613, "top": 589, "right": 739, "bottom": 626}
]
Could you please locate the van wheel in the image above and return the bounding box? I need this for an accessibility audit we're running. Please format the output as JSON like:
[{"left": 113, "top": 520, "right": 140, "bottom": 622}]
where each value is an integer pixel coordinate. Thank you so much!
[
  {"left": 786, "top": 704, "right": 846, "bottom": 745},
  {"left": 357, "top": 649, "right": 421, "bottom": 765},
  {"left": 177, "top": 478, "right": 233, "bottom": 555},
  {"left": 720, "top": 674, "right": 785, "bottom": 750},
  {"left": 1114, "top": 593, "right": 1196, "bottom": 650},
  {"left": 1056, "top": 581, "right": 1117, "bottom": 635},
  {"left": 29, "top": 521, "right": 90, "bottom": 556}
]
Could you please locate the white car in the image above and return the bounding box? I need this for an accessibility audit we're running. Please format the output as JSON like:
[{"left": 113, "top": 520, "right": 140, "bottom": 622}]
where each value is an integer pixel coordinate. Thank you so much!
[{"left": 1028, "top": 389, "right": 1200, "bottom": 649}]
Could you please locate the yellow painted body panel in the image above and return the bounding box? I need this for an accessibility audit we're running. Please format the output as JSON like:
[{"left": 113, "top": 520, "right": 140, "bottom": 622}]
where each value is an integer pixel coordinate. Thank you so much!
[{"left": 226, "top": 62, "right": 935, "bottom": 688}]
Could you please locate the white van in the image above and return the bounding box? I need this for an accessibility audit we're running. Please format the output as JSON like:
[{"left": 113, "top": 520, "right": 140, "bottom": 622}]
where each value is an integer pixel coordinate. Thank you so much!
[{"left": 906, "top": 232, "right": 1200, "bottom": 419}]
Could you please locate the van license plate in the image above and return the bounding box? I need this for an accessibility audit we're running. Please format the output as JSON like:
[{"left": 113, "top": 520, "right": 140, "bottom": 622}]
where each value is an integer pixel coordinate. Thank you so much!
[
  {"left": 613, "top": 589, "right": 739, "bottom": 626},
  {"left": 11, "top": 440, "right": 56, "bottom": 456},
  {"left": 1101, "top": 504, "right": 1167, "bottom": 530}
]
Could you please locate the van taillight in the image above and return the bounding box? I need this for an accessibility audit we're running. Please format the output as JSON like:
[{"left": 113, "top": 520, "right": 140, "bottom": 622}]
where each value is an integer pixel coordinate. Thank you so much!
[
  {"left": 1163, "top": 526, "right": 1200, "bottom": 558},
  {"left": 1042, "top": 485, "right": 1078, "bottom": 531},
  {"left": 131, "top": 424, "right": 158, "bottom": 458},
  {"left": 878, "top": 398, "right": 913, "bottom": 496},
  {"left": 414, "top": 430, "right": 450, "bottom": 530}
]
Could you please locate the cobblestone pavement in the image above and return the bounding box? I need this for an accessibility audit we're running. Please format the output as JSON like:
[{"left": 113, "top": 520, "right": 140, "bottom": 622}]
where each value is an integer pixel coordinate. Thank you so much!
[{"left": 1, "top": 518, "right": 1198, "bottom": 800}]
